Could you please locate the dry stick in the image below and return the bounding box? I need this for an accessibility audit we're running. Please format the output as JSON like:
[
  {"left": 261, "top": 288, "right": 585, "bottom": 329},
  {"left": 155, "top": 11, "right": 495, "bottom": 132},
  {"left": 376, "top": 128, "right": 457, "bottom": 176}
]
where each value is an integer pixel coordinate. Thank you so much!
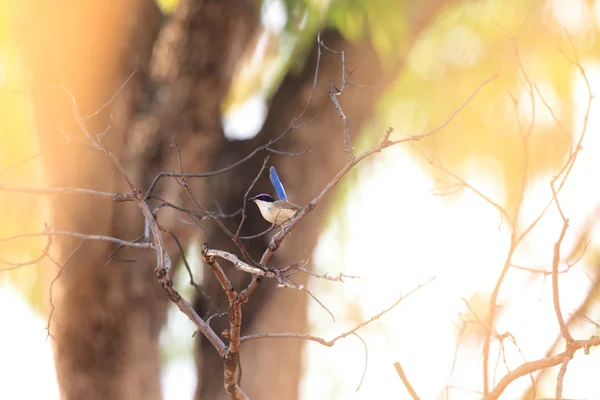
[
  {"left": 161, "top": 227, "right": 217, "bottom": 314},
  {"left": 555, "top": 355, "right": 571, "bottom": 400},
  {"left": 278, "top": 276, "right": 336, "bottom": 322},
  {"left": 238, "top": 224, "right": 277, "bottom": 240},
  {"left": 549, "top": 181, "right": 574, "bottom": 400},
  {"left": 422, "top": 161, "right": 511, "bottom": 223},
  {"left": 106, "top": 233, "right": 146, "bottom": 264},
  {"left": 204, "top": 249, "right": 278, "bottom": 278},
  {"left": 522, "top": 268, "right": 600, "bottom": 400},
  {"left": 352, "top": 332, "right": 368, "bottom": 392},
  {"left": 265, "top": 147, "right": 309, "bottom": 157},
  {"left": 0, "top": 235, "right": 52, "bottom": 271},
  {"left": 510, "top": 228, "right": 589, "bottom": 275},
  {"left": 205, "top": 247, "right": 336, "bottom": 320},
  {"left": 319, "top": 37, "right": 350, "bottom": 93},
  {"left": 0, "top": 184, "right": 134, "bottom": 202},
  {"left": 394, "top": 361, "right": 421, "bottom": 400},
  {"left": 0, "top": 229, "right": 153, "bottom": 249},
  {"left": 329, "top": 89, "right": 353, "bottom": 158},
  {"left": 45, "top": 239, "right": 85, "bottom": 339},
  {"left": 484, "top": 336, "right": 600, "bottom": 400},
  {"left": 133, "top": 185, "right": 227, "bottom": 357},
  {"left": 241, "top": 276, "right": 435, "bottom": 345},
  {"left": 207, "top": 312, "right": 228, "bottom": 327},
  {"left": 503, "top": 332, "right": 536, "bottom": 396},
  {"left": 296, "top": 266, "right": 360, "bottom": 282},
  {"left": 150, "top": 196, "right": 239, "bottom": 223},
  {"left": 0, "top": 152, "right": 42, "bottom": 178},
  {"left": 234, "top": 157, "right": 270, "bottom": 239},
  {"left": 319, "top": 38, "right": 353, "bottom": 157},
  {"left": 550, "top": 219, "right": 573, "bottom": 344},
  {"left": 202, "top": 245, "right": 247, "bottom": 400}
]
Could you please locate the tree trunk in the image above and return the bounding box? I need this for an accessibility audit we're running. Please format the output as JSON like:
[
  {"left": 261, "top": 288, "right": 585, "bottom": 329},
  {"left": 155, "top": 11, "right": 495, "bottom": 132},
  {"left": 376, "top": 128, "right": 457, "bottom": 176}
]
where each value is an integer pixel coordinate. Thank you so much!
[
  {"left": 22, "top": 0, "right": 256, "bottom": 399},
  {"left": 21, "top": 2, "right": 168, "bottom": 399},
  {"left": 20, "top": 0, "right": 449, "bottom": 399}
]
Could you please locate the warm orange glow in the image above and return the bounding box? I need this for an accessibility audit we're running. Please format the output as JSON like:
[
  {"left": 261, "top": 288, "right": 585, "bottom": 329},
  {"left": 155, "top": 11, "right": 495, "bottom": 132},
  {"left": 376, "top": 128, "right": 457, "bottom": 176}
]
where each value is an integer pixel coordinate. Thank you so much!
[{"left": 2, "top": 0, "right": 600, "bottom": 399}]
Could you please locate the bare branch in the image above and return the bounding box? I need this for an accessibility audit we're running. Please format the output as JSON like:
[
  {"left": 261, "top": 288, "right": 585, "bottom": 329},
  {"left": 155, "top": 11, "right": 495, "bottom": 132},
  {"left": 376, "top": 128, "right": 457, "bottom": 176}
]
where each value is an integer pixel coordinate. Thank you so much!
[
  {"left": 485, "top": 337, "right": 600, "bottom": 400},
  {"left": 204, "top": 249, "right": 272, "bottom": 277},
  {"left": 353, "top": 332, "right": 368, "bottom": 392},
  {"left": 0, "top": 184, "right": 135, "bottom": 202},
  {"left": 241, "top": 277, "right": 435, "bottom": 345},
  {"left": 556, "top": 354, "right": 572, "bottom": 400},
  {"left": 551, "top": 219, "right": 573, "bottom": 343},
  {"left": 394, "top": 361, "right": 421, "bottom": 400},
  {"left": 0, "top": 229, "right": 153, "bottom": 249},
  {"left": 0, "top": 235, "right": 52, "bottom": 271},
  {"left": 278, "top": 277, "right": 336, "bottom": 322}
]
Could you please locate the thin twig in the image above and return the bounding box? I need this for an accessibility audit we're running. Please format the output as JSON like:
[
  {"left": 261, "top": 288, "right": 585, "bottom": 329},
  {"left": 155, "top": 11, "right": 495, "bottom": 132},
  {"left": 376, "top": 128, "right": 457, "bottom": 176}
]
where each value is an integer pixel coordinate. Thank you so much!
[
  {"left": 241, "top": 277, "right": 435, "bottom": 344},
  {"left": 485, "top": 336, "right": 600, "bottom": 400},
  {"left": 394, "top": 361, "right": 421, "bottom": 400},
  {"left": 0, "top": 230, "right": 153, "bottom": 249},
  {"left": 0, "top": 235, "right": 52, "bottom": 271}
]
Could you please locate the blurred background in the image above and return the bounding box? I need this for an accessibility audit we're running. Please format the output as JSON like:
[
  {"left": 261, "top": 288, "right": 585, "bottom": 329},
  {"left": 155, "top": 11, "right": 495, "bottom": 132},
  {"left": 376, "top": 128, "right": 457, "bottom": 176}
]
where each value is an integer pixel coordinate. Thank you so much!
[{"left": 1, "top": 0, "right": 600, "bottom": 399}]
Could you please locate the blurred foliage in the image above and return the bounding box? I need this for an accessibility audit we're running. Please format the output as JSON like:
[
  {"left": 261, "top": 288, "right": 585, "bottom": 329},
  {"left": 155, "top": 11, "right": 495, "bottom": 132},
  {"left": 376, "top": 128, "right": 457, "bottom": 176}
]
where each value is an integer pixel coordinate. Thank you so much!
[
  {"left": 155, "top": 0, "right": 179, "bottom": 15},
  {"left": 224, "top": 0, "right": 411, "bottom": 113},
  {"left": 378, "top": 0, "right": 600, "bottom": 220},
  {"left": 326, "top": 0, "right": 409, "bottom": 67},
  {"left": 0, "top": 0, "right": 45, "bottom": 312}
]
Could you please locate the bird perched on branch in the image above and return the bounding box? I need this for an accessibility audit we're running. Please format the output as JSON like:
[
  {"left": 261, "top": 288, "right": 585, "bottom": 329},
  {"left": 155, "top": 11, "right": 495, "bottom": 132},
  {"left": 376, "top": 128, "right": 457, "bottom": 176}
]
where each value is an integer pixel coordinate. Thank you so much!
[
  {"left": 249, "top": 193, "right": 300, "bottom": 225},
  {"left": 249, "top": 166, "right": 300, "bottom": 225}
]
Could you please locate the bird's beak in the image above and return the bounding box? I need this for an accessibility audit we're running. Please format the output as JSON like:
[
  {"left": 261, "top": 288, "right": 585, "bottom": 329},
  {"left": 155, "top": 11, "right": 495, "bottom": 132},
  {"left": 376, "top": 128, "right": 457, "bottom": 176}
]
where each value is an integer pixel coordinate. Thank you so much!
[{"left": 247, "top": 196, "right": 255, "bottom": 202}]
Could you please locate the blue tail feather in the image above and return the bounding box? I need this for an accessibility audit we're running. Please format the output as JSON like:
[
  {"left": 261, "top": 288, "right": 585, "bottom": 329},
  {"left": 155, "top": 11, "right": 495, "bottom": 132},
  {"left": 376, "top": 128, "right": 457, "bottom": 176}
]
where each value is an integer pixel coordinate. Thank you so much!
[{"left": 269, "top": 166, "right": 287, "bottom": 200}]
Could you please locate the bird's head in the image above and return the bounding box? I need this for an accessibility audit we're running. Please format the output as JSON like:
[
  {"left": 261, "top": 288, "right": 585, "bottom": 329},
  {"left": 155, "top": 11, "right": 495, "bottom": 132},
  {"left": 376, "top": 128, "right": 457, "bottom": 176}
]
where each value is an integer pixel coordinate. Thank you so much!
[{"left": 249, "top": 194, "right": 275, "bottom": 203}]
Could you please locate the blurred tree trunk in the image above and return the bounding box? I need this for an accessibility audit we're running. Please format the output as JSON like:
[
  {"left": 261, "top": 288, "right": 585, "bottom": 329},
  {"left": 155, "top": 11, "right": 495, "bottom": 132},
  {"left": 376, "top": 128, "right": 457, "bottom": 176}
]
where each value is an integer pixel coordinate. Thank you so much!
[
  {"left": 22, "top": 0, "right": 257, "bottom": 399},
  {"left": 20, "top": 0, "right": 449, "bottom": 399},
  {"left": 22, "top": 2, "right": 167, "bottom": 399}
]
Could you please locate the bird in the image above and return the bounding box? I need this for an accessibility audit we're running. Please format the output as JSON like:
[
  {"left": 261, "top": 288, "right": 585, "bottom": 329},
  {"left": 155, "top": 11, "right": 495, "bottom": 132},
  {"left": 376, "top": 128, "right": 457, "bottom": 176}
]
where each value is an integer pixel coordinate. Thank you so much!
[
  {"left": 249, "top": 193, "right": 300, "bottom": 226},
  {"left": 249, "top": 166, "right": 300, "bottom": 225}
]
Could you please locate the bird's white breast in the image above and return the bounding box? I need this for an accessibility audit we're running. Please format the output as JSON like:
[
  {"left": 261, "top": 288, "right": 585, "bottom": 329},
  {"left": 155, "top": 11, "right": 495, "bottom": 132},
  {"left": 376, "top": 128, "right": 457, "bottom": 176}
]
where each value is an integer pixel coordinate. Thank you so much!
[{"left": 255, "top": 200, "right": 296, "bottom": 225}]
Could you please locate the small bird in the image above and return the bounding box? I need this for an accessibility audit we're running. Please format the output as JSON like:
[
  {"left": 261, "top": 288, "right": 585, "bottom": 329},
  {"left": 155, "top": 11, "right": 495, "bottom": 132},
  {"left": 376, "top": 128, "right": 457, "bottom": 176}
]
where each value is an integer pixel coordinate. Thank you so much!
[
  {"left": 249, "top": 166, "right": 300, "bottom": 225},
  {"left": 249, "top": 193, "right": 300, "bottom": 226}
]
